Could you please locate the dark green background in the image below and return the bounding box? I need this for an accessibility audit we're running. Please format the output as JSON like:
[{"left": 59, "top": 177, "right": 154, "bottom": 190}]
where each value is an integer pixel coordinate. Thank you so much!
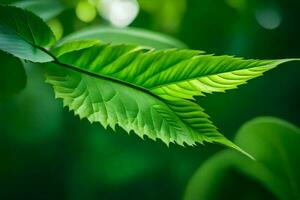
[{"left": 0, "top": 0, "right": 299, "bottom": 199}]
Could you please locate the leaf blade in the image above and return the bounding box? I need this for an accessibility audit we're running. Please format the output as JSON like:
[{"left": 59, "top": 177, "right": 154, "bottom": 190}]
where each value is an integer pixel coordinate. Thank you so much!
[
  {"left": 0, "top": 5, "right": 56, "bottom": 62},
  {"left": 45, "top": 62, "right": 251, "bottom": 156},
  {"left": 44, "top": 64, "right": 213, "bottom": 146},
  {"left": 234, "top": 117, "right": 300, "bottom": 200},
  {"left": 47, "top": 40, "right": 299, "bottom": 155},
  {"left": 184, "top": 117, "right": 300, "bottom": 200}
]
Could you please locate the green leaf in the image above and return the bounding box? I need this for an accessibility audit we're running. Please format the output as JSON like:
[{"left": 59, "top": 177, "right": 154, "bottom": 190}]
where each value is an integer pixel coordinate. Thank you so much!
[
  {"left": 184, "top": 151, "right": 277, "bottom": 200},
  {"left": 0, "top": 50, "right": 26, "bottom": 99},
  {"left": 0, "top": 5, "right": 56, "bottom": 62},
  {"left": 59, "top": 26, "right": 188, "bottom": 49},
  {"left": 44, "top": 41, "right": 296, "bottom": 155},
  {"left": 12, "top": 0, "right": 64, "bottom": 21},
  {"left": 184, "top": 117, "right": 300, "bottom": 200},
  {"left": 234, "top": 117, "right": 300, "bottom": 200},
  {"left": 45, "top": 63, "right": 222, "bottom": 146}
]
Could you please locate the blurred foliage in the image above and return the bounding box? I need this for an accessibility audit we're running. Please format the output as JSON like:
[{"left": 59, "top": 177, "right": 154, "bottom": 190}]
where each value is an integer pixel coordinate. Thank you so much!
[
  {"left": 12, "top": 0, "right": 64, "bottom": 21},
  {"left": 0, "top": 51, "right": 26, "bottom": 99},
  {"left": 0, "top": 0, "right": 299, "bottom": 199},
  {"left": 75, "top": 1, "right": 97, "bottom": 23},
  {"left": 59, "top": 26, "right": 187, "bottom": 49},
  {"left": 184, "top": 117, "right": 300, "bottom": 200},
  {"left": 137, "top": 0, "right": 186, "bottom": 33}
]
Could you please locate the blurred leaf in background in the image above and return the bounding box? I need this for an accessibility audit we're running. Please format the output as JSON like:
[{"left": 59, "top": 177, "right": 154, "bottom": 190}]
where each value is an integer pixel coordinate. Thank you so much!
[
  {"left": 184, "top": 117, "right": 300, "bottom": 200},
  {"left": 12, "top": 0, "right": 65, "bottom": 21},
  {"left": 59, "top": 26, "right": 187, "bottom": 48},
  {"left": 0, "top": 51, "right": 26, "bottom": 100}
]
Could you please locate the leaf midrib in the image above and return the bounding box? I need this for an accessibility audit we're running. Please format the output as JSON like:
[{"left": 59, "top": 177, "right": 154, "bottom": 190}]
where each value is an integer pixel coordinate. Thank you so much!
[{"left": 38, "top": 46, "right": 151, "bottom": 93}]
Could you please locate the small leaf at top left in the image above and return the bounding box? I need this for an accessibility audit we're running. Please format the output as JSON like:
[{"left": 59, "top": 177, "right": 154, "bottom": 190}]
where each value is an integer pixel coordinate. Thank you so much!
[{"left": 0, "top": 5, "right": 56, "bottom": 62}]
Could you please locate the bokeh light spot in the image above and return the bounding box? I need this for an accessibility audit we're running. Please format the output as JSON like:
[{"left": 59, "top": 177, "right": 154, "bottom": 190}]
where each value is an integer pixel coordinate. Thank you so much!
[
  {"left": 255, "top": 8, "right": 281, "bottom": 30},
  {"left": 98, "top": 0, "right": 139, "bottom": 27},
  {"left": 76, "top": 1, "right": 97, "bottom": 23},
  {"left": 225, "top": 0, "right": 246, "bottom": 11}
]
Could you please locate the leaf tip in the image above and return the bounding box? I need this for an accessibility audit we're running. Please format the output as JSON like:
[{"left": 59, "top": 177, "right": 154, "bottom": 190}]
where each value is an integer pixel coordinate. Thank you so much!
[{"left": 214, "top": 137, "right": 255, "bottom": 160}]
